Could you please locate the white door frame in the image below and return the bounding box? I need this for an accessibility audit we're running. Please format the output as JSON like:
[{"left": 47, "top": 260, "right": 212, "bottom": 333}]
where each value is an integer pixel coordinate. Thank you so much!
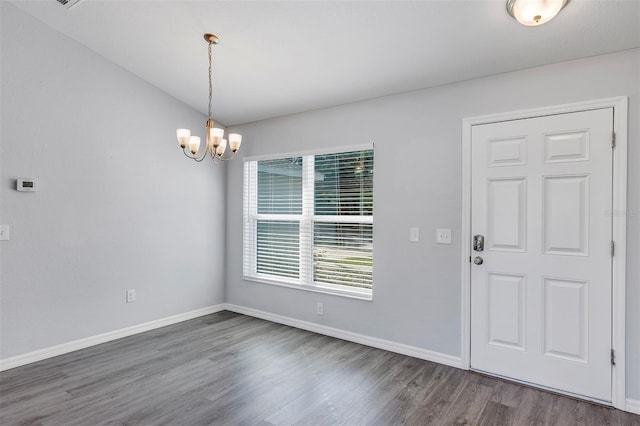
[{"left": 461, "top": 97, "right": 628, "bottom": 410}]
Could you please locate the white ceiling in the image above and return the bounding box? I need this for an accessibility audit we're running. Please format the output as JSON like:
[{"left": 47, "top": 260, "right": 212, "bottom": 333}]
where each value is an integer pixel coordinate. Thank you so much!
[{"left": 11, "top": 0, "right": 640, "bottom": 126}]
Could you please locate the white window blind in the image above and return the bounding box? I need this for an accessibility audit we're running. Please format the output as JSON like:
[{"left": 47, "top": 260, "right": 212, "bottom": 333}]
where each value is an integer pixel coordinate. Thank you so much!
[{"left": 243, "top": 147, "right": 374, "bottom": 298}]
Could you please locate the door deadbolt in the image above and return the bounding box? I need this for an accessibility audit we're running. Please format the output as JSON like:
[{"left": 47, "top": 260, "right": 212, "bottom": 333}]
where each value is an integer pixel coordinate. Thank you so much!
[
  {"left": 473, "top": 235, "right": 485, "bottom": 252},
  {"left": 473, "top": 256, "right": 484, "bottom": 265}
]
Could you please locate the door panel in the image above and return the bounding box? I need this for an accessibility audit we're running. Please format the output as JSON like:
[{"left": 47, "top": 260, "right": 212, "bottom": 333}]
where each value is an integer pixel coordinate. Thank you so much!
[
  {"left": 487, "top": 178, "right": 527, "bottom": 251},
  {"left": 544, "top": 130, "right": 590, "bottom": 163},
  {"left": 487, "top": 137, "right": 527, "bottom": 167},
  {"left": 542, "top": 175, "right": 590, "bottom": 255},
  {"left": 543, "top": 277, "right": 588, "bottom": 362},
  {"left": 470, "top": 108, "right": 613, "bottom": 402},
  {"left": 487, "top": 273, "right": 526, "bottom": 350}
]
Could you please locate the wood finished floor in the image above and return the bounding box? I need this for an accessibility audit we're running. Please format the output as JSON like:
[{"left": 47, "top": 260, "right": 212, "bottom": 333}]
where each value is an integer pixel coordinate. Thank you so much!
[{"left": 1, "top": 311, "right": 638, "bottom": 426}]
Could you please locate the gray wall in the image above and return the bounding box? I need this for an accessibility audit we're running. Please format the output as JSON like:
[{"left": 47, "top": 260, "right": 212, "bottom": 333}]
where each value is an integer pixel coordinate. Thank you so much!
[
  {"left": 2, "top": 0, "right": 638, "bottom": 403},
  {"left": 226, "top": 49, "right": 640, "bottom": 399},
  {"left": 0, "top": 4, "right": 226, "bottom": 359}
]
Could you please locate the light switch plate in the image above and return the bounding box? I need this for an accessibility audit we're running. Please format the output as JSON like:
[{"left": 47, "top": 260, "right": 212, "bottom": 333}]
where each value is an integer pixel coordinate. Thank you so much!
[
  {"left": 0, "top": 225, "right": 9, "bottom": 241},
  {"left": 436, "top": 228, "right": 452, "bottom": 244},
  {"left": 17, "top": 178, "right": 38, "bottom": 192},
  {"left": 409, "top": 227, "right": 420, "bottom": 242}
]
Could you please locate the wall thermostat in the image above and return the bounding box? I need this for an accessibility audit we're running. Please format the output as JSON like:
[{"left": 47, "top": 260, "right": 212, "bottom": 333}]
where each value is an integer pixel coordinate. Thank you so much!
[{"left": 17, "top": 178, "right": 38, "bottom": 192}]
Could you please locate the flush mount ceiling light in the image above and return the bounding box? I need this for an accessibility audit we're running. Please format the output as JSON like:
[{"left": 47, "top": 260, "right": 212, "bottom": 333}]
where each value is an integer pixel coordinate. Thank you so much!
[
  {"left": 507, "top": 0, "right": 568, "bottom": 26},
  {"left": 176, "top": 33, "right": 242, "bottom": 163}
]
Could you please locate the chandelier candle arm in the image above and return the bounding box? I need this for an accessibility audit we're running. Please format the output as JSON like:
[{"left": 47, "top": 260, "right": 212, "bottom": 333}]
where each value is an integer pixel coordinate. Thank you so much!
[{"left": 175, "top": 33, "right": 242, "bottom": 163}]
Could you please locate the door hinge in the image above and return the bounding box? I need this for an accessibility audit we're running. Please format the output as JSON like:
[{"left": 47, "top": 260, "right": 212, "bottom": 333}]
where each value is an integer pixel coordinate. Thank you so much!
[
  {"left": 612, "top": 131, "right": 616, "bottom": 149},
  {"left": 611, "top": 349, "right": 616, "bottom": 366},
  {"left": 611, "top": 240, "right": 615, "bottom": 257},
  {"left": 469, "top": 256, "right": 472, "bottom": 263}
]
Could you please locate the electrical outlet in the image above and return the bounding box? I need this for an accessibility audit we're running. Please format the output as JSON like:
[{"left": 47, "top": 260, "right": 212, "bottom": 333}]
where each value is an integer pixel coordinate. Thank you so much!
[
  {"left": 409, "top": 227, "right": 420, "bottom": 242},
  {"left": 436, "top": 228, "right": 452, "bottom": 244},
  {"left": 0, "top": 225, "right": 9, "bottom": 241},
  {"left": 316, "top": 302, "right": 324, "bottom": 316},
  {"left": 126, "top": 289, "right": 136, "bottom": 303}
]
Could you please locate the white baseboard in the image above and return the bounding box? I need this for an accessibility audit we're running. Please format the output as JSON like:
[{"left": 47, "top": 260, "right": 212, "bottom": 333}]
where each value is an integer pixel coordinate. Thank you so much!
[
  {"left": 224, "top": 303, "right": 463, "bottom": 369},
  {"left": 627, "top": 398, "right": 640, "bottom": 415},
  {"left": 0, "top": 303, "right": 461, "bottom": 372},
  {"left": 0, "top": 304, "right": 225, "bottom": 372}
]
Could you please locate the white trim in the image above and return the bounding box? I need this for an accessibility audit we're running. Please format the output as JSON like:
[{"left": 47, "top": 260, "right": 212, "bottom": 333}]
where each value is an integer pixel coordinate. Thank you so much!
[
  {"left": 461, "top": 97, "right": 627, "bottom": 127},
  {"left": 243, "top": 148, "right": 375, "bottom": 300},
  {"left": 461, "top": 117, "right": 472, "bottom": 370},
  {"left": 461, "top": 97, "right": 628, "bottom": 409},
  {"left": 243, "top": 275, "right": 373, "bottom": 301},
  {"left": 242, "top": 143, "right": 374, "bottom": 162},
  {"left": 0, "top": 304, "right": 225, "bottom": 371},
  {"left": 626, "top": 399, "right": 640, "bottom": 415},
  {"left": 251, "top": 214, "right": 374, "bottom": 224},
  {"left": 225, "top": 303, "right": 463, "bottom": 369},
  {"left": 611, "top": 97, "right": 628, "bottom": 411}
]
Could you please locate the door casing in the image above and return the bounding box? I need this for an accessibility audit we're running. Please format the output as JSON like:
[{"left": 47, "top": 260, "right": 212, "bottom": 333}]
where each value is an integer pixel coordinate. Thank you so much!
[{"left": 461, "top": 97, "right": 628, "bottom": 410}]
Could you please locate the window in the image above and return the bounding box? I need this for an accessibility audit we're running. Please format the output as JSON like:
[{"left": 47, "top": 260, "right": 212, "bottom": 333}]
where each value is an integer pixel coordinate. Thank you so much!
[{"left": 243, "top": 146, "right": 374, "bottom": 299}]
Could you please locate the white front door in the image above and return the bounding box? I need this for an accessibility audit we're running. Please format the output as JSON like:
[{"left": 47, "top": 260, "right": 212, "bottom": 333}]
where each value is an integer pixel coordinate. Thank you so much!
[{"left": 470, "top": 108, "right": 614, "bottom": 402}]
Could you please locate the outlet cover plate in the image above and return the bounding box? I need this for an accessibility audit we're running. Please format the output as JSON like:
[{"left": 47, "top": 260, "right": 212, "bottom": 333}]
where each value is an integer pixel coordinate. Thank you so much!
[
  {"left": 0, "top": 225, "right": 9, "bottom": 241},
  {"left": 409, "top": 227, "right": 420, "bottom": 242},
  {"left": 436, "top": 228, "right": 452, "bottom": 244}
]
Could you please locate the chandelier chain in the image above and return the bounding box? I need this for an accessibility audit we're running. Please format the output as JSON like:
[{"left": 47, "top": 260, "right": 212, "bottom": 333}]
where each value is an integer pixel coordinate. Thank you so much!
[{"left": 208, "top": 41, "right": 213, "bottom": 119}]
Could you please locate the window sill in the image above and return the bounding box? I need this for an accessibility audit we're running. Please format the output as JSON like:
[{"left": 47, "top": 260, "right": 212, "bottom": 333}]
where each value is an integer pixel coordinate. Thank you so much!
[{"left": 242, "top": 275, "right": 373, "bottom": 301}]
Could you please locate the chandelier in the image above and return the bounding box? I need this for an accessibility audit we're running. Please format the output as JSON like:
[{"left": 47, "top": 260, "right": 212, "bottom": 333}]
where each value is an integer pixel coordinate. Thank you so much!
[{"left": 176, "top": 33, "right": 242, "bottom": 162}]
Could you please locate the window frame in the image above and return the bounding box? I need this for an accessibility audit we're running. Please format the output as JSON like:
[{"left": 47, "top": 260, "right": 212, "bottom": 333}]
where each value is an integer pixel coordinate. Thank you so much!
[{"left": 243, "top": 144, "right": 374, "bottom": 300}]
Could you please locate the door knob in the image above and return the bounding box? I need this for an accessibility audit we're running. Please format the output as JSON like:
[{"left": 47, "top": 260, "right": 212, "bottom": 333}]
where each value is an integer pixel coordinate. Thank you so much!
[{"left": 473, "top": 256, "right": 484, "bottom": 265}]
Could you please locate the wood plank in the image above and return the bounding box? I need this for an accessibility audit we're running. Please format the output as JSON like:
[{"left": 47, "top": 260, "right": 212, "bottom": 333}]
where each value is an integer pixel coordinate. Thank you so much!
[{"left": 0, "top": 311, "right": 637, "bottom": 425}]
